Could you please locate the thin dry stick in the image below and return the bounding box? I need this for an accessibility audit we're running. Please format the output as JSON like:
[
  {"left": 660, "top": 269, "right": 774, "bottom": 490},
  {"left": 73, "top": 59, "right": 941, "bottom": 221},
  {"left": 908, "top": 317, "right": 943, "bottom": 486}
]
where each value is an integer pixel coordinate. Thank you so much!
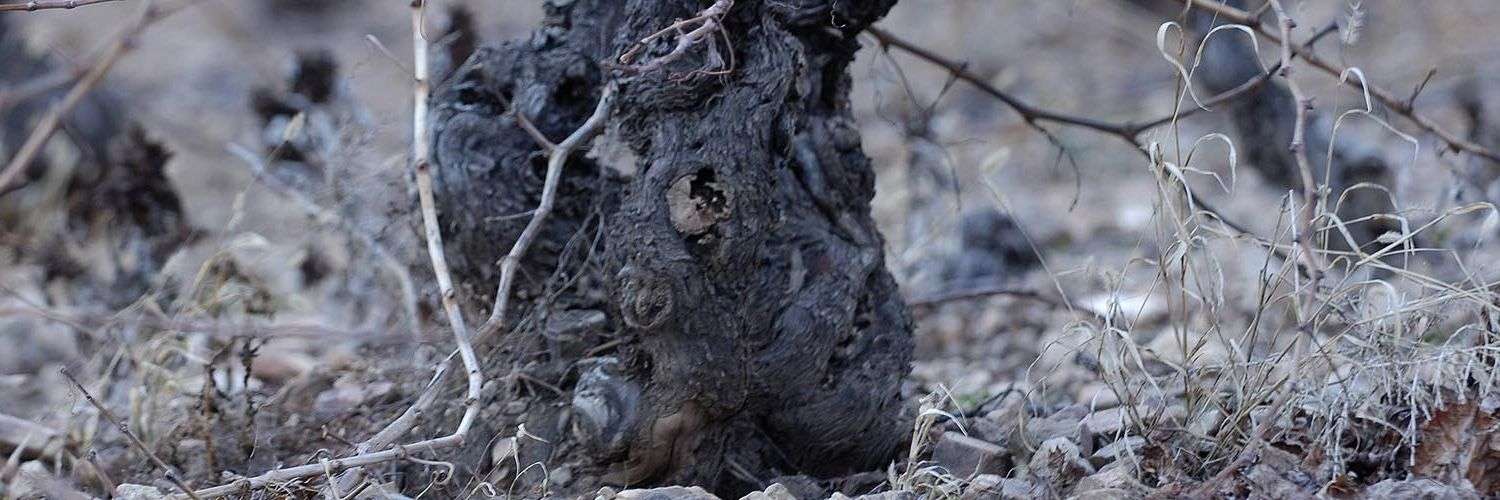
[
  {"left": 410, "top": 0, "right": 483, "bottom": 444},
  {"left": 1262, "top": 1, "right": 1328, "bottom": 352},
  {"left": 476, "top": 83, "right": 617, "bottom": 340},
  {"left": 866, "top": 25, "right": 1331, "bottom": 277},
  {"left": 0, "top": 0, "right": 161, "bottom": 194},
  {"left": 329, "top": 361, "right": 450, "bottom": 493},
  {"left": 0, "top": 0, "right": 124, "bottom": 11},
  {"left": 1265, "top": 0, "right": 1326, "bottom": 282},
  {"left": 865, "top": 24, "right": 1336, "bottom": 142},
  {"left": 1185, "top": 0, "right": 1500, "bottom": 164},
  {"left": 60, "top": 367, "right": 203, "bottom": 500},
  {"left": 616, "top": 0, "right": 733, "bottom": 74},
  {"left": 907, "top": 284, "right": 1111, "bottom": 323},
  {"left": 188, "top": 2, "right": 485, "bottom": 497}
]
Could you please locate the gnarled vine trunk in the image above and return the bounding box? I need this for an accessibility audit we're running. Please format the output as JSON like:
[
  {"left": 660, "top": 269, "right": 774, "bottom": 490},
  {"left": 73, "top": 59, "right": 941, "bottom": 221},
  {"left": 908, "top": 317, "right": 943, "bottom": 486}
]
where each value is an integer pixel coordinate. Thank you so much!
[{"left": 427, "top": 0, "right": 913, "bottom": 495}]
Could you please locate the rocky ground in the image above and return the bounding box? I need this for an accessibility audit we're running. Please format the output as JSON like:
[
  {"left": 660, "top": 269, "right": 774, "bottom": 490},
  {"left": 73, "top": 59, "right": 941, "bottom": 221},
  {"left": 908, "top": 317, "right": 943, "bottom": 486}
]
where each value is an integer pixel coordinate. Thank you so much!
[{"left": 5, "top": 1, "right": 1500, "bottom": 498}]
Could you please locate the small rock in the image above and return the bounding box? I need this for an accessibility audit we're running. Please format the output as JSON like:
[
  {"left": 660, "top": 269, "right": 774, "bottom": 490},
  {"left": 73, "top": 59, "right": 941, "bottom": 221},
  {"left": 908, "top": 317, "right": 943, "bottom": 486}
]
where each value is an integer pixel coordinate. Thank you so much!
[
  {"left": 551, "top": 465, "right": 574, "bottom": 487},
  {"left": 933, "top": 431, "right": 1007, "bottom": 478},
  {"left": 1027, "top": 437, "right": 1094, "bottom": 492},
  {"left": 832, "top": 492, "right": 916, "bottom": 500},
  {"left": 614, "top": 486, "right": 720, "bottom": 500},
  {"left": 740, "top": 483, "right": 797, "bottom": 500},
  {"left": 962, "top": 477, "right": 1040, "bottom": 500},
  {"left": 1073, "top": 461, "right": 1148, "bottom": 498},
  {"left": 114, "top": 484, "right": 169, "bottom": 500},
  {"left": 1241, "top": 446, "right": 1315, "bottom": 498},
  {"left": 1023, "top": 405, "right": 1087, "bottom": 446},
  {"left": 544, "top": 309, "right": 607, "bottom": 359},
  {"left": 967, "top": 417, "right": 1008, "bottom": 447},
  {"left": 312, "top": 379, "right": 395, "bottom": 417},
  {"left": 11, "top": 461, "right": 48, "bottom": 498},
  {"left": 1363, "top": 478, "right": 1479, "bottom": 500},
  {"left": 961, "top": 474, "right": 1004, "bottom": 499},
  {"left": 999, "top": 478, "right": 1040, "bottom": 499},
  {"left": 491, "top": 436, "right": 518, "bottom": 465},
  {"left": 1089, "top": 436, "right": 1146, "bottom": 468}
]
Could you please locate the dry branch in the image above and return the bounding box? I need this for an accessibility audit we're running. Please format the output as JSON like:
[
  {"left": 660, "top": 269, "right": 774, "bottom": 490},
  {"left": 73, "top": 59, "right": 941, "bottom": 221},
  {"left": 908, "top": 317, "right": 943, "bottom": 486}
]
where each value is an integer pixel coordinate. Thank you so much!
[
  {"left": 616, "top": 0, "right": 733, "bottom": 74},
  {"left": 60, "top": 367, "right": 203, "bottom": 500},
  {"left": 865, "top": 23, "right": 1335, "bottom": 142},
  {"left": 1264, "top": 0, "right": 1326, "bottom": 285},
  {"left": 187, "top": 1, "right": 486, "bottom": 496},
  {"left": 0, "top": 0, "right": 124, "bottom": 11},
  {"left": 0, "top": 0, "right": 166, "bottom": 194},
  {"left": 1185, "top": 0, "right": 1500, "bottom": 164},
  {"left": 908, "top": 284, "right": 1110, "bottom": 323},
  {"left": 475, "top": 83, "right": 617, "bottom": 341},
  {"left": 866, "top": 24, "right": 1327, "bottom": 277}
]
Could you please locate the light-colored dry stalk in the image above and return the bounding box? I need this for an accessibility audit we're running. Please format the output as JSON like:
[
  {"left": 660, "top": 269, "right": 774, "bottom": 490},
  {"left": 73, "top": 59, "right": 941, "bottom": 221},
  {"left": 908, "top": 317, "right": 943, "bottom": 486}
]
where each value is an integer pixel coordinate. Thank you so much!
[
  {"left": 60, "top": 367, "right": 203, "bottom": 500},
  {"left": 0, "top": 0, "right": 160, "bottom": 194},
  {"left": 187, "top": 2, "right": 485, "bottom": 497},
  {"left": 0, "top": 0, "right": 123, "bottom": 11},
  {"left": 476, "top": 83, "right": 617, "bottom": 341}
]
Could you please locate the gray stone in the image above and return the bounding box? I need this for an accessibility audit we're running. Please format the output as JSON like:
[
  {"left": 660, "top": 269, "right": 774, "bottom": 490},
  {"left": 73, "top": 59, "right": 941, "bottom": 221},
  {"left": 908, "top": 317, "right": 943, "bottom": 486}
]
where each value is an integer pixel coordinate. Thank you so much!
[
  {"left": 1072, "top": 461, "right": 1148, "bottom": 499},
  {"left": 739, "top": 483, "right": 797, "bottom": 500},
  {"left": 114, "top": 484, "right": 169, "bottom": 500},
  {"left": 961, "top": 474, "right": 1005, "bottom": 500},
  {"left": 1028, "top": 437, "right": 1095, "bottom": 492},
  {"left": 613, "top": 486, "right": 720, "bottom": 500},
  {"left": 933, "top": 431, "right": 1007, "bottom": 478},
  {"left": 1363, "top": 478, "right": 1479, "bottom": 500},
  {"left": 1089, "top": 436, "right": 1145, "bottom": 468}
]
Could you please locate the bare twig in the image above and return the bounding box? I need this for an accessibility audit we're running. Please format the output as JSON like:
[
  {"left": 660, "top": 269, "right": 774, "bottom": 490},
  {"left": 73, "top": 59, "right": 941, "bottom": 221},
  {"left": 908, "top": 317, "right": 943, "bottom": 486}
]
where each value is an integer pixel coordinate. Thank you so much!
[
  {"left": 60, "top": 367, "right": 203, "bottom": 500},
  {"left": 867, "top": 26, "right": 1141, "bottom": 138},
  {"left": 1265, "top": 0, "right": 1327, "bottom": 285},
  {"left": 616, "top": 0, "right": 733, "bottom": 75},
  {"left": 476, "top": 83, "right": 617, "bottom": 341},
  {"left": 411, "top": 0, "right": 483, "bottom": 446},
  {"left": 908, "top": 284, "right": 1110, "bottom": 323},
  {"left": 329, "top": 361, "right": 450, "bottom": 493},
  {"left": 1185, "top": 0, "right": 1500, "bottom": 164},
  {"left": 865, "top": 25, "right": 1329, "bottom": 277},
  {"left": 0, "top": 0, "right": 164, "bottom": 194},
  {"left": 0, "top": 0, "right": 124, "bottom": 11},
  {"left": 187, "top": 2, "right": 486, "bottom": 497},
  {"left": 865, "top": 23, "right": 1336, "bottom": 142}
]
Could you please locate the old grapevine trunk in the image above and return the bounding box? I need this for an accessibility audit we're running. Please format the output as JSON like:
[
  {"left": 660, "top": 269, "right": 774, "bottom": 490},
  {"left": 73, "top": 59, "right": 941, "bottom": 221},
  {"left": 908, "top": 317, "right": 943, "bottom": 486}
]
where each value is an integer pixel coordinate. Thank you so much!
[{"left": 428, "top": 0, "right": 911, "bottom": 494}]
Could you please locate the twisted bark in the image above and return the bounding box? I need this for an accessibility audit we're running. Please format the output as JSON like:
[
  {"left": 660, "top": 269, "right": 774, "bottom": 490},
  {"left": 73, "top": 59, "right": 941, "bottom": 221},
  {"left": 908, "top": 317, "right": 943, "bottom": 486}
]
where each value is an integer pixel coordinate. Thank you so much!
[{"left": 427, "top": 0, "right": 913, "bottom": 494}]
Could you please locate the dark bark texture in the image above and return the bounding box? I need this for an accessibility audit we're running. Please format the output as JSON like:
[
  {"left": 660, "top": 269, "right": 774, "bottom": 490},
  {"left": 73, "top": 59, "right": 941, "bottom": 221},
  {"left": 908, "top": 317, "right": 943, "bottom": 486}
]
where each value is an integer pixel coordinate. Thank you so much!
[{"left": 427, "top": 0, "right": 913, "bottom": 495}]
